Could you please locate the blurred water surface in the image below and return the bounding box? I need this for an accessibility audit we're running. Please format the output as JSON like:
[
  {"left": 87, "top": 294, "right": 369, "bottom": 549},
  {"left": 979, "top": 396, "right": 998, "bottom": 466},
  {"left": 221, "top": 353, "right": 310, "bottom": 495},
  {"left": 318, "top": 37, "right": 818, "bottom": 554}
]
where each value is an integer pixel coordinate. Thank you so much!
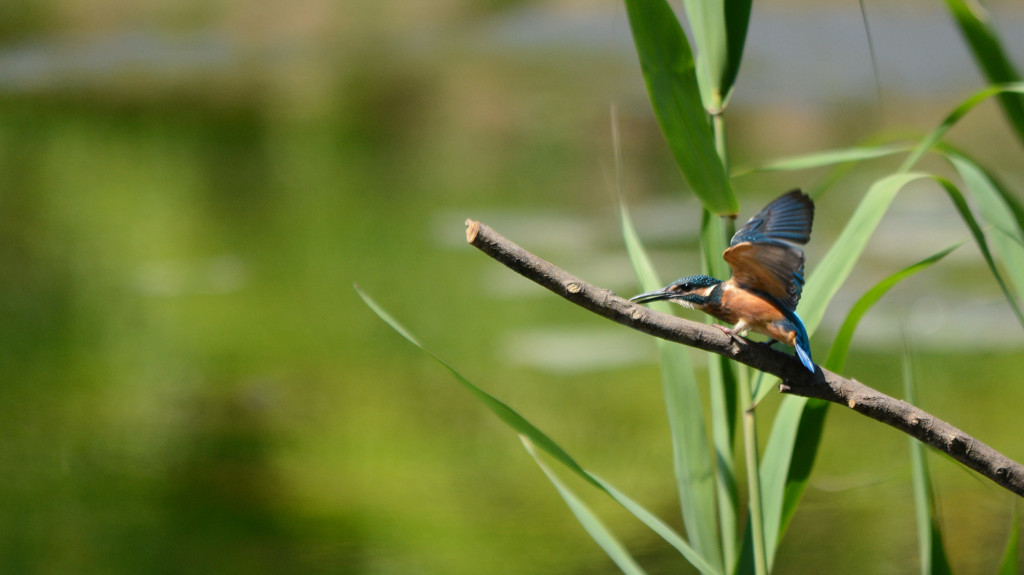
[{"left": 0, "top": 1, "right": 1022, "bottom": 573}]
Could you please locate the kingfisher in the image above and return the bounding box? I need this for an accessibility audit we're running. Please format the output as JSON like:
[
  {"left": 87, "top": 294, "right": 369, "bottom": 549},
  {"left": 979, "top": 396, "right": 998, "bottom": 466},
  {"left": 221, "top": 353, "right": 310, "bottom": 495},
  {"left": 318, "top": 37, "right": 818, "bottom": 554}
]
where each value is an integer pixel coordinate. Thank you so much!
[{"left": 630, "top": 190, "right": 816, "bottom": 372}]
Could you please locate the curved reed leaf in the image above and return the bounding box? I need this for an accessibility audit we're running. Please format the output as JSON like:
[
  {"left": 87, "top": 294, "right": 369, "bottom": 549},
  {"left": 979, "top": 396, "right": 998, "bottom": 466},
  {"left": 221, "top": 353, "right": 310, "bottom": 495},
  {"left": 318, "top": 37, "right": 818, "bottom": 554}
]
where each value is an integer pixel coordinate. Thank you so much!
[
  {"left": 680, "top": 0, "right": 752, "bottom": 111},
  {"left": 932, "top": 177, "right": 1024, "bottom": 329},
  {"left": 947, "top": 151, "right": 1024, "bottom": 314},
  {"left": 905, "top": 350, "right": 954, "bottom": 575},
  {"left": 621, "top": 202, "right": 723, "bottom": 573},
  {"left": 624, "top": 0, "right": 737, "bottom": 215},
  {"left": 762, "top": 172, "right": 1023, "bottom": 567},
  {"left": 759, "top": 172, "right": 930, "bottom": 569},
  {"left": 522, "top": 438, "right": 648, "bottom": 575},
  {"left": 358, "top": 286, "right": 720, "bottom": 575},
  {"left": 997, "top": 507, "right": 1019, "bottom": 575},
  {"left": 900, "top": 84, "right": 1024, "bottom": 172},
  {"left": 733, "top": 144, "right": 907, "bottom": 177},
  {"left": 943, "top": 0, "right": 1024, "bottom": 146},
  {"left": 825, "top": 243, "right": 962, "bottom": 374}
]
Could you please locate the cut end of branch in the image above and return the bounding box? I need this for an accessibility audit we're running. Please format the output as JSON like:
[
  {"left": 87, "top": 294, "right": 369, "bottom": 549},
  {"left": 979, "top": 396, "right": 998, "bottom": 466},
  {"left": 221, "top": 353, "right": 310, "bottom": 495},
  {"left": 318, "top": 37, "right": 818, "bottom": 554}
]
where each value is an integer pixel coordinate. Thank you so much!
[{"left": 466, "top": 219, "right": 480, "bottom": 243}]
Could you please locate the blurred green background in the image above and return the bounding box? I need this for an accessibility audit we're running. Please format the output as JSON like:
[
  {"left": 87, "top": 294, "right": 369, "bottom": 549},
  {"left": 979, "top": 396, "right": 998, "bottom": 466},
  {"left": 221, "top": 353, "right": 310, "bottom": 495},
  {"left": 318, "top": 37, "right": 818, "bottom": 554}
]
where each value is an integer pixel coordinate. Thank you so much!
[{"left": 1, "top": 1, "right": 1023, "bottom": 573}]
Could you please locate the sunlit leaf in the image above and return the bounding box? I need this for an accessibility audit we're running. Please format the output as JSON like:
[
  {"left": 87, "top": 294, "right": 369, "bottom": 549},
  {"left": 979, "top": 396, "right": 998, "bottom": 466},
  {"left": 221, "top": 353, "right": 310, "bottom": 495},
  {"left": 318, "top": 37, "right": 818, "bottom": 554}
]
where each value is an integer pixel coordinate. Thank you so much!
[
  {"left": 621, "top": 203, "right": 723, "bottom": 573},
  {"left": 761, "top": 171, "right": 1021, "bottom": 568},
  {"left": 905, "top": 348, "right": 954, "bottom": 575},
  {"left": 624, "top": 0, "right": 737, "bottom": 215},
  {"left": 943, "top": 0, "right": 1024, "bottom": 146},
  {"left": 734, "top": 144, "right": 907, "bottom": 176},
  {"left": 947, "top": 151, "right": 1024, "bottom": 310},
  {"left": 759, "top": 172, "right": 930, "bottom": 569},
  {"left": 931, "top": 177, "right": 1024, "bottom": 329},
  {"left": 826, "top": 243, "right": 962, "bottom": 373},
  {"left": 680, "top": 0, "right": 752, "bottom": 111}
]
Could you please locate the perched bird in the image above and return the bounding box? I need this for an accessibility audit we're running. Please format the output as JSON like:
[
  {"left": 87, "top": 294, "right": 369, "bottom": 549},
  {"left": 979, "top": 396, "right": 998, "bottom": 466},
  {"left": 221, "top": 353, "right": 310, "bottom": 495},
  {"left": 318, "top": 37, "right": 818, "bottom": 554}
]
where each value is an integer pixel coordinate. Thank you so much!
[{"left": 630, "top": 190, "right": 816, "bottom": 372}]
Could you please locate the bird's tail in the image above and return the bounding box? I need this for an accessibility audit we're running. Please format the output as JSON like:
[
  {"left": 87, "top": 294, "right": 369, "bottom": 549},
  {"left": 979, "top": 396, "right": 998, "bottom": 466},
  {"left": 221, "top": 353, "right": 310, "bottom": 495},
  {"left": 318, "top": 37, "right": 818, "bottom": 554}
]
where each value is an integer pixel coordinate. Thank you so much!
[{"left": 788, "top": 310, "right": 815, "bottom": 373}]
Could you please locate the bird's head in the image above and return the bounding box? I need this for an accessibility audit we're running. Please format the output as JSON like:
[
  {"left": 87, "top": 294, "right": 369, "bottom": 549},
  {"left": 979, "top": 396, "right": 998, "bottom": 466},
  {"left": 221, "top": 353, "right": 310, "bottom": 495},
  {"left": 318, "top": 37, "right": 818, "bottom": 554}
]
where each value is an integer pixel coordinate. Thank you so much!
[{"left": 629, "top": 274, "right": 722, "bottom": 308}]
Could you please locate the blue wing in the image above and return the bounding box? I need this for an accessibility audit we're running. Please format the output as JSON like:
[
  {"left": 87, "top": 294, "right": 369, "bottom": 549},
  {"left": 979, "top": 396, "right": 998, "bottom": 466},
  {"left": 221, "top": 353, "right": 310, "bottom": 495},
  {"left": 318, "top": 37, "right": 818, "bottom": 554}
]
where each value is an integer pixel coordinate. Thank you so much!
[{"left": 723, "top": 190, "right": 814, "bottom": 312}]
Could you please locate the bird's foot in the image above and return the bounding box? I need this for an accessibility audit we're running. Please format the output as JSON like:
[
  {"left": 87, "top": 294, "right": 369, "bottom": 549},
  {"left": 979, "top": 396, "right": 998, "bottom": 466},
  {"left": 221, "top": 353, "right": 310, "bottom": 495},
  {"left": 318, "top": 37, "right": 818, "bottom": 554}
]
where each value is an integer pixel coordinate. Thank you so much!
[{"left": 713, "top": 324, "right": 745, "bottom": 344}]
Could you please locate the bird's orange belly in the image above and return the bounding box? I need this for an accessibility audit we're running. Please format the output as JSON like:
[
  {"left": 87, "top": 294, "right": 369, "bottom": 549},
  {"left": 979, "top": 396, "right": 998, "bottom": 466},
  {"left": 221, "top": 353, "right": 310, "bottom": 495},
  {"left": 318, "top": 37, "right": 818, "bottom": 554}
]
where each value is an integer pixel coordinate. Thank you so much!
[{"left": 710, "top": 284, "right": 797, "bottom": 345}]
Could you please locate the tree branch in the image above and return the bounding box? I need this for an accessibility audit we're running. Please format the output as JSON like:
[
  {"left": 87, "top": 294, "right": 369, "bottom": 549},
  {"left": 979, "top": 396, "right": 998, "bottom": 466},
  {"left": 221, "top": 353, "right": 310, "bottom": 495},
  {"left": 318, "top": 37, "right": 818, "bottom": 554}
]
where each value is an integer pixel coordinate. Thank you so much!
[{"left": 465, "top": 218, "right": 1024, "bottom": 498}]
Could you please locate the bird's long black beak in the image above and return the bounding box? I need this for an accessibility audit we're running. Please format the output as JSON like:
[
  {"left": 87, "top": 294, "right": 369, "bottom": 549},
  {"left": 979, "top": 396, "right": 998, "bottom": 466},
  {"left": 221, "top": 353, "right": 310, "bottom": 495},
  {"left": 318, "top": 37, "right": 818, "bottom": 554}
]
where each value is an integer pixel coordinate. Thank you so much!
[{"left": 629, "top": 287, "right": 674, "bottom": 304}]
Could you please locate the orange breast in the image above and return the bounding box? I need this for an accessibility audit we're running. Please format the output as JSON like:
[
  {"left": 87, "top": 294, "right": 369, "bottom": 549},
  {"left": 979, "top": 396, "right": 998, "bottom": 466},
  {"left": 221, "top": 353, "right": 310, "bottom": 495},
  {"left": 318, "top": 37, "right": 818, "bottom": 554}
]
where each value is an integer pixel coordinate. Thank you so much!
[{"left": 712, "top": 283, "right": 797, "bottom": 346}]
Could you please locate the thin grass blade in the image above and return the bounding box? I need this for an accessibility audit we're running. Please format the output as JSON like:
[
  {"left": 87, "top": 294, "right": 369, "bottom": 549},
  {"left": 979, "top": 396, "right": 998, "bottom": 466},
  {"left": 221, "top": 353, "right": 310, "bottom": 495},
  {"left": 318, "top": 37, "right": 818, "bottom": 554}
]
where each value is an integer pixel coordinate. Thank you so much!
[
  {"left": 943, "top": 0, "right": 1024, "bottom": 146},
  {"left": 680, "top": 0, "right": 752, "bottom": 111},
  {"left": 357, "top": 287, "right": 592, "bottom": 481},
  {"left": 733, "top": 144, "right": 907, "bottom": 177},
  {"left": 522, "top": 438, "right": 648, "bottom": 575},
  {"left": 708, "top": 354, "right": 739, "bottom": 569},
  {"left": 758, "top": 172, "right": 931, "bottom": 569},
  {"left": 701, "top": 204, "right": 740, "bottom": 569},
  {"left": 905, "top": 346, "right": 955, "bottom": 575},
  {"left": 592, "top": 475, "right": 720, "bottom": 574},
  {"left": 624, "top": 0, "right": 737, "bottom": 215},
  {"left": 900, "top": 84, "right": 1024, "bottom": 172},
  {"left": 722, "top": 0, "right": 752, "bottom": 108},
  {"left": 800, "top": 172, "right": 929, "bottom": 331},
  {"left": 761, "top": 171, "right": 1024, "bottom": 564},
  {"left": 752, "top": 171, "right": 926, "bottom": 404},
  {"left": 621, "top": 203, "right": 723, "bottom": 573},
  {"left": 825, "top": 243, "right": 963, "bottom": 373},
  {"left": 359, "top": 287, "right": 720, "bottom": 573},
  {"left": 932, "top": 177, "right": 1024, "bottom": 329},
  {"left": 947, "top": 152, "right": 1024, "bottom": 311},
  {"left": 996, "top": 506, "right": 1019, "bottom": 575}
]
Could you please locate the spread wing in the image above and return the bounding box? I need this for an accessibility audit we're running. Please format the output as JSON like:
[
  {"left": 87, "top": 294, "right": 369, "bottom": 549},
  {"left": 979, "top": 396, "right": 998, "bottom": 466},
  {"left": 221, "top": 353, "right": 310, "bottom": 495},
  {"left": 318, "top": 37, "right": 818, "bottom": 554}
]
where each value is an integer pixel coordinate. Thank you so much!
[{"left": 722, "top": 190, "right": 814, "bottom": 311}]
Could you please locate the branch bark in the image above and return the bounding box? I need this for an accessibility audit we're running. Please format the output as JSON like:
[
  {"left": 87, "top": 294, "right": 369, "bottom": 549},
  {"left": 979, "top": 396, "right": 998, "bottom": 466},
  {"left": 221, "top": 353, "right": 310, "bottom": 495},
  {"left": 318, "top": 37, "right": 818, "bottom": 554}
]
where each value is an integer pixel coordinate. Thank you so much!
[{"left": 465, "top": 218, "right": 1024, "bottom": 498}]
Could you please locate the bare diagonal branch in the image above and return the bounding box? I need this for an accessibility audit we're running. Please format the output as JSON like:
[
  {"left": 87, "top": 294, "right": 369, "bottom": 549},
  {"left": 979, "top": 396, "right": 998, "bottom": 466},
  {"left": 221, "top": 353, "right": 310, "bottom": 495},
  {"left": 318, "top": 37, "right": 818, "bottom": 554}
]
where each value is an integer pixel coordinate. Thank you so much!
[{"left": 465, "top": 219, "right": 1024, "bottom": 498}]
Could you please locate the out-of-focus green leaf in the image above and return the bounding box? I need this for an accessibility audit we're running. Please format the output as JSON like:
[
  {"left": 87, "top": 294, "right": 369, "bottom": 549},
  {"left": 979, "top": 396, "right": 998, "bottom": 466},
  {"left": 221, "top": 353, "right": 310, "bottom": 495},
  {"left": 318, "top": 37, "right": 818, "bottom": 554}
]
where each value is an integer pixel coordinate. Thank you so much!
[
  {"left": 905, "top": 349, "right": 954, "bottom": 575},
  {"left": 947, "top": 152, "right": 1024, "bottom": 312},
  {"left": 996, "top": 507, "right": 1019, "bottom": 575},
  {"left": 358, "top": 286, "right": 589, "bottom": 480},
  {"left": 700, "top": 183, "right": 740, "bottom": 570},
  {"left": 752, "top": 171, "right": 924, "bottom": 404},
  {"left": 681, "top": 0, "right": 752, "bottom": 111},
  {"left": 621, "top": 202, "right": 723, "bottom": 573},
  {"left": 624, "top": 0, "right": 737, "bottom": 215},
  {"left": 761, "top": 171, "right": 1019, "bottom": 567},
  {"left": 522, "top": 438, "right": 648, "bottom": 575},
  {"left": 800, "top": 172, "right": 929, "bottom": 331},
  {"left": 901, "top": 84, "right": 1024, "bottom": 172},
  {"left": 358, "top": 287, "right": 720, "bottom": 574},
  {"left": 826, "top": 243, "right": 962, "bottom": 373},
  {"left": 722, "top": 0, "right": 752, "bottom": 108},
  {"left": 590, "top": 475, "right": 719, "bottom": 574},
  {"left": 931, "top": 177, "right": 1024, "bottom": 329},
  {"left": 759, "top": 172, "right": 929, "bottom": 569},
  {"left": 707, "top": 354, "right": 739, "bottom": 569},
  {"left": 944, "top": 0, "right": 1024, "bottom": 146},
  {"left": 734, "top": 144, "right": 907, "bottom": 176}
]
